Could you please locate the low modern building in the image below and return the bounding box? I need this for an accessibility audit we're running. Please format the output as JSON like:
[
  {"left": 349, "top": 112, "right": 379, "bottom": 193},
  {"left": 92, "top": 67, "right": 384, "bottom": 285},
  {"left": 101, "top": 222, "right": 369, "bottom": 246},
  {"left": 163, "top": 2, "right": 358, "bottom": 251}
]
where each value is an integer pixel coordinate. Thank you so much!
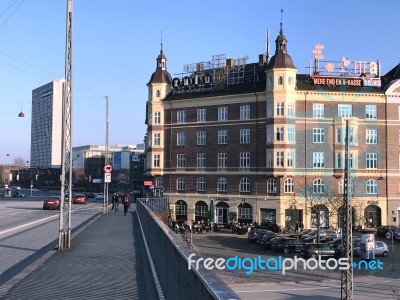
[{"left": 145, "top": 23, "right": 400, "bottom": 229}]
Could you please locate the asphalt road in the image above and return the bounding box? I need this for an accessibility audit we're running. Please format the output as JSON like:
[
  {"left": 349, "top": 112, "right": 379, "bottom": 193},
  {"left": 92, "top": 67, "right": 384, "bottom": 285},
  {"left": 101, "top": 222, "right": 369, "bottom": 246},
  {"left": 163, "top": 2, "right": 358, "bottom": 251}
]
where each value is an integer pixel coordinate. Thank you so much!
[
  {"left": 190, "top": 229, "right": 400, "bottom": 299},
  {"left": 0, "top": 190, "right": 104, "bottom": 287}
]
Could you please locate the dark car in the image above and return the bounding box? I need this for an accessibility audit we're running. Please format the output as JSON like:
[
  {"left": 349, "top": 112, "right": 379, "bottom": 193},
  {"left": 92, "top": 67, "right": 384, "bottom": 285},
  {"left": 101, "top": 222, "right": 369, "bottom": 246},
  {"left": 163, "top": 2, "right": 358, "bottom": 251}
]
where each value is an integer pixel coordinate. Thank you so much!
[
  {"left": 43, "top": 197, "right": 61, "bottom": 210},
  {"left": 300, "top": 243, "right": 340, "bottom": 259},
  {"left": 12, "top": 191, "right": 26, "bottom": 198},
  {"left": 257, "top": 222, "right": 280, "bottom": 233},
  {"left": 73, "top": 194, "right": 87, "bottom": 204},
  {"left": 248, "top": 229, "right": 273, "bottom": 243},
  {"left": 376, "top": 226, "right": 396, "bottom": 238},
  {"left": 273, "top": 238, "right": 304, "bottom": 254},
  {"left": 257, "top": 232, "right": 280, "bottom": 249}
]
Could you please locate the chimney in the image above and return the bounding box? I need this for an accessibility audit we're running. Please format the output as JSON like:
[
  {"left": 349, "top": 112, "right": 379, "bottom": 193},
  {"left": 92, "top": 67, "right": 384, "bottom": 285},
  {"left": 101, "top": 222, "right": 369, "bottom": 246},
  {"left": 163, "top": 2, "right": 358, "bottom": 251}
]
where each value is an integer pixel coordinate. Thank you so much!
[
  {"left": 226, "top": 59, "right": 235, "bottom": 67},
  {"left": 259, "top": 54, "right": 267, "bottom": 65}
]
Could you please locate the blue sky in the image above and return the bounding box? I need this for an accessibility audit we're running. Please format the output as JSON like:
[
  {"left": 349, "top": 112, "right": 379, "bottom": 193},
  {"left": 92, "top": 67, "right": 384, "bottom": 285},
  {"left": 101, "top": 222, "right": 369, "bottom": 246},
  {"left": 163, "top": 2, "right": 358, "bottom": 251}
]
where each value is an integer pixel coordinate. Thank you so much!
[{"left": 0, "top": 0, "right": 399, "bottom": 165}]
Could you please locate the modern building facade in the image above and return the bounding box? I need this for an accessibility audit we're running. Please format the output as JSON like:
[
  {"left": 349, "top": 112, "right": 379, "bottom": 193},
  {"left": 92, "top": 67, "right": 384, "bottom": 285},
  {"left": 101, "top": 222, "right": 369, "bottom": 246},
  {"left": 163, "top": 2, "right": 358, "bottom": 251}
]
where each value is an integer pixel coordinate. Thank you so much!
[
  {"left": 30, "top": 80, "right": 64, "bottom": 168},
  {"left": 145, "top": 25, "right": 400, "bottom": 229}
]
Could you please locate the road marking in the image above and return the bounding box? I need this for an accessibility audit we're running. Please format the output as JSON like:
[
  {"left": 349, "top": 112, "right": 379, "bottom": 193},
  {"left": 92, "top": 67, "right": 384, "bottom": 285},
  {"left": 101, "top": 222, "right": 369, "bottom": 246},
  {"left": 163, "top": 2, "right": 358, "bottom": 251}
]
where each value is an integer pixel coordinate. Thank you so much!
[{"left": 0, "top": 204, "right": 99, "bottom": 236}]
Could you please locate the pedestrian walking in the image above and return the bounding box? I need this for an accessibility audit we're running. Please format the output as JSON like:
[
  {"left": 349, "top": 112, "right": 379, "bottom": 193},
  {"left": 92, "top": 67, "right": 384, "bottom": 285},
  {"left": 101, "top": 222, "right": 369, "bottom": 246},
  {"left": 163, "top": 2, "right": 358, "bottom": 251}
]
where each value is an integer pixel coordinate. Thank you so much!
[
  {"left": 114, "top": 192, "right": 121, "bottom": 213},
  {"left": 123, "top": 193, "right": 130, "bottom": 215},
  {"left": 111, "top": 192, "right": 117, "bottom": 211}
]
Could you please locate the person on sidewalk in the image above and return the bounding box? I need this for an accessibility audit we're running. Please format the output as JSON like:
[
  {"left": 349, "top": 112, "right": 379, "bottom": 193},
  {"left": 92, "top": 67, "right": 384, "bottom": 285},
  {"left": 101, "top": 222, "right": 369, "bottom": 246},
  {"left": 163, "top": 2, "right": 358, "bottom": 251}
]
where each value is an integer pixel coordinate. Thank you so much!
[
  {"left": 114, "top": 192, "right": 121, "bottom": 213},
  {"left": 111, "top": 192, "right": 117, "bottom": 211},
  {"left": 123, "top": 193, "right": 130, "bottom": 216}
]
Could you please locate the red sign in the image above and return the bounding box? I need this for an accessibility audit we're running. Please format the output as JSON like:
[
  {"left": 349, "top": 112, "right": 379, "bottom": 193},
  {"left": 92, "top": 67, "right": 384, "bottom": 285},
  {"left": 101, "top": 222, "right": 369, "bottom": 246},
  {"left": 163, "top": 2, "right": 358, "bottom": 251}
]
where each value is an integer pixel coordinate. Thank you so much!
[
  {"left": 103, "top": 164, "right": 112, "bottom": 173},
  {"left": 143, "top": 180, "right": 153, "bottom": 186}
]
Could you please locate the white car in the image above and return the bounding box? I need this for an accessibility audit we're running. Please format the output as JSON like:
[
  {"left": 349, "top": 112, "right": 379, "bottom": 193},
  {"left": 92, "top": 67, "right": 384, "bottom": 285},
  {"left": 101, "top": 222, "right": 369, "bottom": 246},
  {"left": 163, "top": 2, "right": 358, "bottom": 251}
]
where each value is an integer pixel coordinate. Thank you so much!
[
  {"left": 353, "top": 241, "right": 389, "bottom": 257},
  {"left": 95, "top": 193, "right": 104, "bottom": 199}
]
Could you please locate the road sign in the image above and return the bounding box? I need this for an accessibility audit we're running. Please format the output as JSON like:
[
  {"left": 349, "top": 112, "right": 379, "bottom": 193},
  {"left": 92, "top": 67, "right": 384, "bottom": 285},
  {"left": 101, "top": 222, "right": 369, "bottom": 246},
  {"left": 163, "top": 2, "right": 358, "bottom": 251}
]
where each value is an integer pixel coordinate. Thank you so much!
[
  {"left": 103, "top": 164, "right": 112, "bottom": 173},
  {"left": 104, "top": 173, "right": 111, "bottom": 183}
]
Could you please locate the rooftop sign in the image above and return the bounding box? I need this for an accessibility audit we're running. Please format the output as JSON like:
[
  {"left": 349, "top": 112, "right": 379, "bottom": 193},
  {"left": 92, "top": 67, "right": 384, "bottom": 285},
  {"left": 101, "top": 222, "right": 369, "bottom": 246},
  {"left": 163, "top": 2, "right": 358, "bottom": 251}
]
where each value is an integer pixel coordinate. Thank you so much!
[{"left": 310, "top": 44, "right": 381, "bottom": 88}]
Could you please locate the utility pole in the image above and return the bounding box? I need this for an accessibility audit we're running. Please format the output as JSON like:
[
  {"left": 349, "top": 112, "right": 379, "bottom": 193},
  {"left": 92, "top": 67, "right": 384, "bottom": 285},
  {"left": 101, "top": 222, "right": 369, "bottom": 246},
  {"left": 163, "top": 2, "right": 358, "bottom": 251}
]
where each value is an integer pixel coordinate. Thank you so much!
[
  {"left": 103, "top": 96, "right": 109, "bottom": 214},
  {"left": 341, "top": 119, "right": 353, "bottom": 299},
  {"left": 58, "top": 0, "right": 73, "bottom": 250}
]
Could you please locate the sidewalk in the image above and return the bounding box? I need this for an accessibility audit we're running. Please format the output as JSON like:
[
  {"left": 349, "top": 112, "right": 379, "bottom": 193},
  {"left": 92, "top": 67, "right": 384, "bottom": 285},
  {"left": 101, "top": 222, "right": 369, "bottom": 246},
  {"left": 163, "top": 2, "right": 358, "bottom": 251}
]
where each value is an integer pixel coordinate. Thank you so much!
[{"left": 1, "top": 205, "right": 161, "bottom": 300}]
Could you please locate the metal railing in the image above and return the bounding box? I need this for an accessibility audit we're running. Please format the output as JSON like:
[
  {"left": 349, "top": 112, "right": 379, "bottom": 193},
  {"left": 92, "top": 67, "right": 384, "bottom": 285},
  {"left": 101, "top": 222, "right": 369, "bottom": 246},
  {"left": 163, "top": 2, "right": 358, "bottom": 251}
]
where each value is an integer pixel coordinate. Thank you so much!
[{"left": 137, "top": 198, "right": 239, "bottom": 300}]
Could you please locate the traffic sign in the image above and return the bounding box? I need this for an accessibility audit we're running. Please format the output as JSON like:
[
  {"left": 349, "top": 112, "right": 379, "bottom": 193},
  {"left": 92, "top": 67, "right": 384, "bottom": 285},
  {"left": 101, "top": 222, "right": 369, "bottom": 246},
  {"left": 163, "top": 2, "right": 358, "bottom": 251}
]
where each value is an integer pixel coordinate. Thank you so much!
[
  {"left": 104, "top": 173, "right": 111, "bottom": 183},
  {"left": 103, "top": 164, "right": 112, "bottom": 173}
]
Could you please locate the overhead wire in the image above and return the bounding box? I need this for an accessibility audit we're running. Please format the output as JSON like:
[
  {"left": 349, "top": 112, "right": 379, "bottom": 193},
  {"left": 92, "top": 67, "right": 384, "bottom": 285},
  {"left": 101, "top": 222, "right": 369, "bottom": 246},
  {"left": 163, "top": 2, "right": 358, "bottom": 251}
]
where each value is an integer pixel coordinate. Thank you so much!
[{"left": 0, "top": 0, "right": 25, "bottom": 30}]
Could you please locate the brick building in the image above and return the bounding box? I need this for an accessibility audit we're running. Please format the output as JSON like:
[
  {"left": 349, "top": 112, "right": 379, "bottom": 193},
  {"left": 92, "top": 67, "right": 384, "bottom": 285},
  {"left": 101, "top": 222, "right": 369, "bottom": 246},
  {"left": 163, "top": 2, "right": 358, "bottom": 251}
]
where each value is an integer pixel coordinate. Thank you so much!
[{"left": 145, "top": 24, "right": 400, "bottom": 229}]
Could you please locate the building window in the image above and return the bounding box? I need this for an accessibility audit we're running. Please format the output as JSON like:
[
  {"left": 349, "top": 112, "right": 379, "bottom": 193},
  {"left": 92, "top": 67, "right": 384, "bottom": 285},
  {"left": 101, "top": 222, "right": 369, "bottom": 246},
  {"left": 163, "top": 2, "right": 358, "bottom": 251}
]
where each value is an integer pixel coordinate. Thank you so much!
[
  {"left": 154, "top": 111, "right": 161, "bottom": 124},
  {"left": 196, "top": 177, "right": 206, "bottom": 192},
  {"left": 287, "top": 150, "right": 295, "bottom": 168},
  {"left": 278, "top": 76, "right": 283, "bottom": 85},
  {"left": 339, "top": 179, "right": 354, "bottom": 195},
  {"left": 266, "top": 150, "right": 273, "bottom": 168},
  {"left": 276, "top": 102, "right": 284, "bottom": 116},
  {"left": 240, "top": 178, "right": 250, "bottom": 192},
  {"left": 153, "top": 133, "right": 160, "bottom": 146},
  {"left": 240, "top": 105, "right": 250, "bottom": 119},
  {"left": 276, "top": 151, "right": 284, "bottom": 167},
  {"left": 177, "top": 177, "right": 186, "bottom": 191},
  {"left": 196, "top": 153, "right": 206, "bottom": 168},
  {"left": 267, "top": 178, "right": 277, "bottom": 193},
  {"left": 197, "top": 131, "right": 206, "bottom": 145},
  {"left": 217, "top": 153, "right": 227, "bottom": 168},
  {"left": 156, "top": 90, "right": 160, "bottom": 97},
  {"left": 338, "top": 104, "right": 352, "bottom": 117},
  {"left": 313, "top": 128, "right": 325, "bottom": 143},
  {"left": 177, "top": 110, "right": 186, "bottom": 123},
  {"left": 240, "top": 129, "right": 250, "bottom": 144},
  {"left": 267, "top": 127, "right": 273, "bottom": 143},
  {"left": 177, "top": 132, "right": 186, "bottom": 146},
  {"left": 197, "top": 108, "right": 206, "bottom": 122},
  {"left": 218, "top": 107, "right": 228, "bottom": 121},
  {"left": 177, "top": 154, "right": 186, "bottom": 168},
  {"left": 276, "top": 127, "right": 284, "bottom": 141},
  {"left": 366, "top": 153, "right": 377, "bottom": 169},
  {"left": 288, "top": 77, "right": 293, "bottom": 85},
  {"left": 366, "top": 179, "right": 378, "bottom": 194},
  {"left": 335, "top": 152, "right": 342, "bottom": 169},
  {"left": 287, "top": 125, "right": 295, "bottom": 143},
  {"left": 365, "top": 105, "right": 377, "bottom": 119},
  {"left": 217, "top": 177, "right": 227, "bottom": 192},
  {"left": 287, "top": 102, "right": 294, "bottom": 117},
  {"left": 267, "top": 101, "right": 273, "bottom": 117},
  {"left": 313, "top": 179, "right": 325, "bottom": 194},
  {"left": 240, "top": 152, "right": 250, "bottom": 168},
  {"left": 153, "top": 154, "right": 160, "bottom": 168},
  {"left": 195, "top": 204, "right": 208, "bottom": 218},
  {"left": 313, "top": 103, "right": 324, "bottom": 118},
  {"left": 284, "top": 178, "right": 294, "bottom": 193},
  {"left": 218, "top": 130, "right": 228, "bottom": 144},
  {"left": 366, "top": 129, "right": 377, "bottom": 144},
  {"left": 313, "top": 152, "right": 325, "bottom": 168}
]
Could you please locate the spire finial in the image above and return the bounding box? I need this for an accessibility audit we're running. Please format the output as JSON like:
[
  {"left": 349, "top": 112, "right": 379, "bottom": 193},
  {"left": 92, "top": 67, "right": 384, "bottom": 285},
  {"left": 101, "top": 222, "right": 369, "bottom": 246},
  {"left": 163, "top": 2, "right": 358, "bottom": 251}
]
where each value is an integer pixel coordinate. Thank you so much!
[
  {"left": 160, "top": 30, "right": 163, "bottom": 53},
  {"left": 280, "top": 9, "right": 284, "bottom": 34}
]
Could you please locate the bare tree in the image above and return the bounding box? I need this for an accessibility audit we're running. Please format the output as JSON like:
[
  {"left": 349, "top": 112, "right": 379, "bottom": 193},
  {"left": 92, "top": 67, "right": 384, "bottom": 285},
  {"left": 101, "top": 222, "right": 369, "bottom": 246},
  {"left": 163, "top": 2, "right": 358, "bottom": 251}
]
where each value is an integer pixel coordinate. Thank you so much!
[{"left": 13, "top": 157, "right": 27, "bottom": 168}]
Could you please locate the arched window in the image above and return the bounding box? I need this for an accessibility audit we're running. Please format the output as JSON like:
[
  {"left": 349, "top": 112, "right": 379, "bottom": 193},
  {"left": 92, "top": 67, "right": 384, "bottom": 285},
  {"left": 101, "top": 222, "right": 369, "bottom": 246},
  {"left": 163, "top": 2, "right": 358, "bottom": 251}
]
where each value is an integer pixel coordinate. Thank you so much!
[
  {"left": 284, "top": 178, "right": 294, "bottom": 193},
  {"left": 196, "top": 177, "right": 206, "bottom": 192},
  {"left": 366, "top": 179, "right": 378, "bottom": 194},
  {"left": 267, "top": 178, "right": 277, "bottom": 193},
  {"left": 156, "top": 90, "right": 160, "bottom": 97},
  {"left": 217, "top": 177, "right": 227, "bottom": 192},
  {"left": 339, "top": 179, "right": 354, "bottom": 195},
  {"left": 313, "top": 178, "right": 325, "bottom": 194},
  {"left": 278, "top": 76, "right": 283, "bottom": 85},
  {"left": 240, "top": 178, "right": 250, "bottom": 192},
  {"left": 176, "top": 177, "right": 186, "bottom": 191}
]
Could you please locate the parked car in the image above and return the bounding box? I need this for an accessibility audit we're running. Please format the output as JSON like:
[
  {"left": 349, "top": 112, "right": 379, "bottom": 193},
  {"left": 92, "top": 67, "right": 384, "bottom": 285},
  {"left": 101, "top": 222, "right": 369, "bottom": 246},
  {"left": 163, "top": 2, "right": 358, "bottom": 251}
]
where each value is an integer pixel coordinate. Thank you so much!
[
  {"left": 273, "top": 238, "right": 304, "bottom": 254},
  {"left": 300, "top": 243, "right": 340, "bottom": 259},
  {"left": 248, "top": 229, "right": 271, "bottom": 243},
  {"left": 95, "top": 193, "right": 104, "bottom": 199},
  {"left": 43, "top": 197, "right": 61, "bottom": 210},
  {"left": 395, "top": 228, "right": 400, "bottom": 241},
  {"left": 353, "top": 241, "right": 389, "bottom": 257},
  {"left": 72, "top": 194, "right": 87, "bottom": 204},
  {"left": 257, "top": 221, "right": 280, "bottom": 233},
  {"left": 12, "top": 191, "right": 26, "bottom": 198},
  {"left": 257, "top": 232, "right": 280, "bottom": 249},
  {"left": 376, "top": 226, "right": 398, "bottom": 239}
]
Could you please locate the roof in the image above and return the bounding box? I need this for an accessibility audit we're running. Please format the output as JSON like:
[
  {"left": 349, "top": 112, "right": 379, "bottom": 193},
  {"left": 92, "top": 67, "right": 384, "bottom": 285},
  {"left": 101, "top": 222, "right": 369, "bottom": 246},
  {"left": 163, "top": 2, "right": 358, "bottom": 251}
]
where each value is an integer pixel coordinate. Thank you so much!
[
  {"left": 147, "top": 69, "right": 172, "bottom": 85},
  {"left": 267, "top": 52, "right": 296, "bottom": 70}
]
